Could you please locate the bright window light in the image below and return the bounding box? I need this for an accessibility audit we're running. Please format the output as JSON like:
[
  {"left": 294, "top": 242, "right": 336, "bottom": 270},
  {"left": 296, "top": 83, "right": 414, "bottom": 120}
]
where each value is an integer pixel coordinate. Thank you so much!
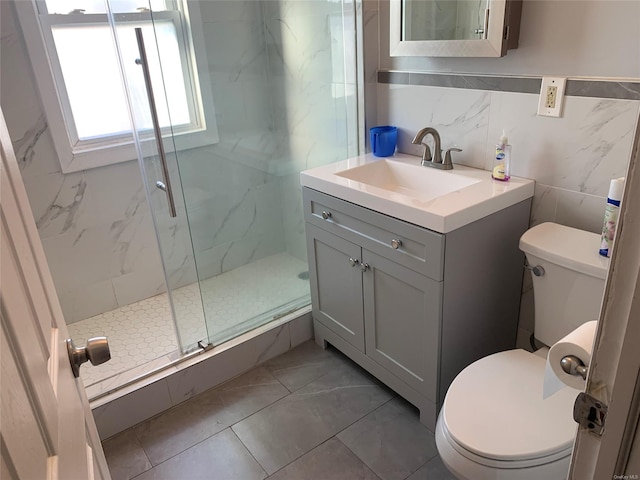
[{"left": 52, "top": 21, "right": 190, "bottom": 140}]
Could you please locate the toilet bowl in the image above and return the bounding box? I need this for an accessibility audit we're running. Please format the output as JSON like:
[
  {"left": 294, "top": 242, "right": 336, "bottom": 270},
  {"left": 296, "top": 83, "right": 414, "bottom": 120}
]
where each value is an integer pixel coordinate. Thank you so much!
[
  {"left": 435, "top": 349, "right": 579, "bottom": 479},
  {"left": 436, "top": 223, "right": 610, "bottom": 480}
]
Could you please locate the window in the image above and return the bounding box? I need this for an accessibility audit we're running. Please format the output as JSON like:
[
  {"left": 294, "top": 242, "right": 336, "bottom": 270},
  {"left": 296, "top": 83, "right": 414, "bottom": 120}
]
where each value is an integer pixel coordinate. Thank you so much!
[{"left": 16, "top": 0, "right": 218, "bottom": 173}]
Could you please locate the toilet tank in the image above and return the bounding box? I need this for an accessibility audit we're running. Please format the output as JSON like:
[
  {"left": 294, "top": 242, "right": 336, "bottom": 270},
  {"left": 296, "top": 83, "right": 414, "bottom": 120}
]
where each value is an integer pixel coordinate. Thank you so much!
[{"left": 519, "top": 223, "right": 610, "bottom": 347}]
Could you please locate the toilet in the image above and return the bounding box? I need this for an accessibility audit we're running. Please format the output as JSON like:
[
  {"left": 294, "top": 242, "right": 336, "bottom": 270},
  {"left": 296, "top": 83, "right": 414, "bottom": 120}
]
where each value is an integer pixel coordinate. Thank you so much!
[{"left": 435, "top": 222, "right": 610, "bottom": 480}]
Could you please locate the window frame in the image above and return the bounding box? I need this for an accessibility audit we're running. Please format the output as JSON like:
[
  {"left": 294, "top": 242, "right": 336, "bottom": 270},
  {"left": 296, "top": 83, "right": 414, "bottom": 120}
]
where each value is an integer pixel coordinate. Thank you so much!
[{"left": 15, "top": 0, "right": 219, "bottom": 173}]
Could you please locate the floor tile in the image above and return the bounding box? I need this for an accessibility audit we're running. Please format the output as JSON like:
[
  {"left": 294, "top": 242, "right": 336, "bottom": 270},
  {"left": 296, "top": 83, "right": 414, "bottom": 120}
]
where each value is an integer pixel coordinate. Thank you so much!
[
  {"left": 133, "top": 428, "right": 266, "bottom": 480},
  {"left": 263, "top": 341, "right": 345, "bottom": 392},
  {"left": 406, "top": 455, "right": 457, "bottom": 480},
  {"left": 102, "top": 429, "right": 151, "bottom": 480},
  {"left": 232, "top": 361, "right": 394, "bottom": 475},
  {"left": 134, "top": 367, "right": 288, "bottom": 465},
  {"left": 338, "top": 397, "right": 438, "bottom": 480},
  {"left": 267, "top": 438, "right": 381, "bottom": 480}
]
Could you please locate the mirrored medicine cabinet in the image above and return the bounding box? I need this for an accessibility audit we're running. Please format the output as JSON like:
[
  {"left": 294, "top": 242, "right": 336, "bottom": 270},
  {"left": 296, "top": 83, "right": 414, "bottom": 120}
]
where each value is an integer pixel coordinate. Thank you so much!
[{"left": 390, "top": 0, "right": 523, "bottom": 57}]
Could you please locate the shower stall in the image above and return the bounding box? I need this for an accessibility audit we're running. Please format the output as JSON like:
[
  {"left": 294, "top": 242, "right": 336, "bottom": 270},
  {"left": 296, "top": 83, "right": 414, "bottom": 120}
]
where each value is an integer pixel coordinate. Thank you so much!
[{"left": 10, "top": 0, "right": 359, "bottom": 393}]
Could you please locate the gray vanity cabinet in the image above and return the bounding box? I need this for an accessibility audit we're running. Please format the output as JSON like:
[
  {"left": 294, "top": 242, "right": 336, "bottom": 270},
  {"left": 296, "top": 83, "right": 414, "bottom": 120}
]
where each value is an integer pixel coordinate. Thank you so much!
[
  {"left": 306, "top": 223, "right": 365, "bottom": 352},
  {"left": 362, "top": 250, "right": 441, "bottom": 401},
  {"left": 306, "top": 220, "right": 441, "bottom": 398},
  {"left": 303, "top": 186, "right": 530, "bottom": 430}
]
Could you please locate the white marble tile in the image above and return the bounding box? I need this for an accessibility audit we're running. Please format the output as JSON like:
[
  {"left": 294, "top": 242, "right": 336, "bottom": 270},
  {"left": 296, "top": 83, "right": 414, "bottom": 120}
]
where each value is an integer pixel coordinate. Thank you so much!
[
  {"left": 241, "top": 79, "right": 274, "bottom": 130},
  {"left": 11, "top": 117, "right": 61, "bottom": 178},
  {"left": 288, "top": 311, "right": 313, "bottom": 348},
  {"left": 555, "top": 189, "right": 606, "bottom": 234},
  {"left": 166, "top": 323, "right": 291, "bottom": 404},
  {"left": 203, "top": 20, "right": 267, "bottom": 83},
  {"left": 199, "top": 0, "right": 261, "bottom": 24},
  {"left": 60, "top": 279, "right": 118, "bottom": 324},
  {"left": 111, "top": 265, "right": 166, "bottom": 307},
  {"left": 265, "top": 0, "right": 344, "bottom": 21},
  {"left": 486, "top": 92, "right": 639, "bottom": 196},
  {"left": 0, "top": 3, "right": 59, "bottom": 178},
  {"left": 93, "top": 378, "right": 173, "bottom": 440},
  {"left": 279, "top": 173, "right": 307, "bottom": 262},
  {"left": 264, "top": 17, "right": 335, "bottom": 86},
  {"left": 22, "top": 170, "right": 103, "bottom": 239},
  {"left": 362, "top": 1, "right": 379, "bottom": 87},
  {"left": 276, "top": 82, "right": 340, "bottom": 147},
  {"left": 378, "top": 83, "right": 491, "bottom": 169},
  {"left": 83, "top": 160, "right": 148, "bottom": 224},
  {"left": 530, "top": 183, "right": 559, "bottom": 227},
  {"left": 41, "top": 226, "right": 119, "bottom": 294},
  {"left": 86, "top": 355, "right": 176, "bottom": 402}
]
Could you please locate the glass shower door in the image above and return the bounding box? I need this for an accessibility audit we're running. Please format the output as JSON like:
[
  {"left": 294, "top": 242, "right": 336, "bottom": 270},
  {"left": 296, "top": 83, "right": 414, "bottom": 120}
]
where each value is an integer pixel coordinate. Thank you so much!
[
  {"left": 105, "top": 1, "right": 209, "bottom": 352},
  {"left": 108, "top": 0, "right": 360, "bottom": 347}
]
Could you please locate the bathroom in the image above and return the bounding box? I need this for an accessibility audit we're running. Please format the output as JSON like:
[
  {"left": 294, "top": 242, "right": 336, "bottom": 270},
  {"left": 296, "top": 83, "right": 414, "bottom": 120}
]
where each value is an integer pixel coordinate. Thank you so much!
[{"left": 1, "top": 0, "right": 640, "bottom": 478}]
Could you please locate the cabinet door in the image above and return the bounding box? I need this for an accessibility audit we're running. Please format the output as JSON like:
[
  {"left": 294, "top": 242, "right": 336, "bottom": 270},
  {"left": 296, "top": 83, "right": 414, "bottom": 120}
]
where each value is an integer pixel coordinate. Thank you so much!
[
  {"left": 362, "top": 249, "right": 441, "bottom": 401},
  {"left": 306, "top": 224, "right": 365, "bottom": 352}
]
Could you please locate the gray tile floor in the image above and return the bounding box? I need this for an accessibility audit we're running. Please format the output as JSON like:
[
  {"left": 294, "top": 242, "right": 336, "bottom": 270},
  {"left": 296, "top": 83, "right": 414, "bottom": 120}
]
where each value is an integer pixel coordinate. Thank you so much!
[{"left": 103, "top": 341, "right": 456, "bottom": 480}]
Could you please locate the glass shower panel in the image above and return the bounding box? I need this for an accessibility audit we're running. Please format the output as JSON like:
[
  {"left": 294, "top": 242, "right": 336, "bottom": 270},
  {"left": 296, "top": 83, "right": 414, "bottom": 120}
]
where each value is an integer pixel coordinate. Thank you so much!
[
  {"left": 187, "top": 0, "right": 359, "bottom": 345},
  {"left": 106, "top": 3, "right": 208, "bottom": 352},
  {"left": 111, "top": 0, "right": 360, "bottom": 347}
]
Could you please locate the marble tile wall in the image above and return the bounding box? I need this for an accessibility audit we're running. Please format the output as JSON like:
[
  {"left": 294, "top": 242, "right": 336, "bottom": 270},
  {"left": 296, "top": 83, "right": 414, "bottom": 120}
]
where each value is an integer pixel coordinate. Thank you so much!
[{"left": 265, "top": 0, "right": 360, "bottom": 263}]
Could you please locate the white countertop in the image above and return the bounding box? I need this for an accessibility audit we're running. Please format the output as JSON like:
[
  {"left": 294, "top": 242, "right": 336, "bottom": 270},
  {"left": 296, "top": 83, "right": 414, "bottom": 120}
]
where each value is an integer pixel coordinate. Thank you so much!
[{"left": 300, "top": 153, "right": 535, "bottom": 233}]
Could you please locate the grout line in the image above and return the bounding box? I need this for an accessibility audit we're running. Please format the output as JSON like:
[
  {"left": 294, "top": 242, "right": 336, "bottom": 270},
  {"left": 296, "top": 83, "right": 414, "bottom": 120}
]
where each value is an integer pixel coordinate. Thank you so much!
[{"left": 228, "top": 427, "right": 268, "bottom": 478}]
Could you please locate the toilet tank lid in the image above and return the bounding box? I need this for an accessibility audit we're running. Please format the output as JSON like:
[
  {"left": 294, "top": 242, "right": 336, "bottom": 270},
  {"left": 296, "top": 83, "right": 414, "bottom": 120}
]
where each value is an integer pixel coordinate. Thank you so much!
[{"left": 520, "top": 223, "right": 609, "bottom": 280}]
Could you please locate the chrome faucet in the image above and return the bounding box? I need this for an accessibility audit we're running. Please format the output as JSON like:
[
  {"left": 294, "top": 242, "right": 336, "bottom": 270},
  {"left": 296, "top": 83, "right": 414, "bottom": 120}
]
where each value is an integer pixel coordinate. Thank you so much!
[{"left": 411, "top": 127, "right": 461, "bottom": 170}]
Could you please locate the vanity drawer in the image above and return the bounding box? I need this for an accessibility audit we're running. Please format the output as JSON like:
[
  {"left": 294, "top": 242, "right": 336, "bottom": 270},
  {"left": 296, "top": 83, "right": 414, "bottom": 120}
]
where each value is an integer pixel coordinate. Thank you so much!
[{"left": 303, "top": 188, "right": 444, "bottom": 280}]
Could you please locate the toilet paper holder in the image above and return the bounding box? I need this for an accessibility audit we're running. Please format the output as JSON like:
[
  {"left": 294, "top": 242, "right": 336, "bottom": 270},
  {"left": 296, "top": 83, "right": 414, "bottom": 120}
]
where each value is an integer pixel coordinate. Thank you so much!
[{"left": 561, "top": 355, "right": 588, "bottom": 380}]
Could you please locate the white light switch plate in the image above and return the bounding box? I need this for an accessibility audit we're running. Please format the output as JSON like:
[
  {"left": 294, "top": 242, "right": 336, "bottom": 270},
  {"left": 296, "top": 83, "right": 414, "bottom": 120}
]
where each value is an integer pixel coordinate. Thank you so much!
[{"left": 537, "top": 77, "right": 566, "bottom": 117}]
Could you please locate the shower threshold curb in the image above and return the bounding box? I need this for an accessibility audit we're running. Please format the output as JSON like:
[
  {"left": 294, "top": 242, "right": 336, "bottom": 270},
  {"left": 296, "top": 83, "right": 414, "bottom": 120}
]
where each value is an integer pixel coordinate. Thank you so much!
[{"left": 88, "top": 304, "right": 312, "bottom": 409}]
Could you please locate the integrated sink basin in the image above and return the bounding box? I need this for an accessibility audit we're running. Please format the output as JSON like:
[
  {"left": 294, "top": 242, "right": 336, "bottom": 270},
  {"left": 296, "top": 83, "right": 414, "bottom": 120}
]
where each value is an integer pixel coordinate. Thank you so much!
[
  {"left": 335, "top": 159, "right": 481, "bottom": 202},
  {"left": 300, "top": 153, "right": 535, "bottom": 233}
]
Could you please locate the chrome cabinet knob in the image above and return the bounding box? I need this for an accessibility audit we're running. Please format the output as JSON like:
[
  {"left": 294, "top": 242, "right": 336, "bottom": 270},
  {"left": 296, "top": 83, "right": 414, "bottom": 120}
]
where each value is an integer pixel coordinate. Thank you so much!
[
  {"left": 360, "top": 263, "right": 370, "bottom": 272},
  {"left": 66, "top": 337, "right": 111, "bottom": 378},
  {"left": 391, "top": 239, "right": 402, "bottom": 250},
  {"left": 349, "top": 257, "right": 360, "bottom": 267},
  {"left": 321, "top": 211, "right": 332, "bottom": 220}
]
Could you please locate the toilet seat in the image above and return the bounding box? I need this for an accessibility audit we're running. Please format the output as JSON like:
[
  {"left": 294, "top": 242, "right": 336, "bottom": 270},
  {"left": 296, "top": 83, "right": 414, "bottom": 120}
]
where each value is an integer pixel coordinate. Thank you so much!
[{"left": 440, "top": 349, "right": 579, "bottom": 468}]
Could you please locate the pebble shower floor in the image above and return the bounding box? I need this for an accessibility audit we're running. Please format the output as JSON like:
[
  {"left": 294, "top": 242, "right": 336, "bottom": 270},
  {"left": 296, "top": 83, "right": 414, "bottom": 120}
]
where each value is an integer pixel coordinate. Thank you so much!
[{"left": 68, "top": 253, "right": 310, "bottom": 387}]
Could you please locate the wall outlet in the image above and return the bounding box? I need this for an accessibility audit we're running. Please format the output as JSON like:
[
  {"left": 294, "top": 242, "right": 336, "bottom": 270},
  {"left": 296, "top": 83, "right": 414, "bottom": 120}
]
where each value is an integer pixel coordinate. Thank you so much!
[{"left": 538, "top": 77, "right": 566, "bottom": 117}]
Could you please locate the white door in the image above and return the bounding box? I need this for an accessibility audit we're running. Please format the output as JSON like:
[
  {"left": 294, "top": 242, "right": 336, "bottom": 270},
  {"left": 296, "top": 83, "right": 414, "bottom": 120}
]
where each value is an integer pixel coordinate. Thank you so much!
[
  {"left": 569, "top": 117, "right": 640, "bottom": 477},
  {"left": 0, "top": 110, "right": 111, "bottom": 480}
]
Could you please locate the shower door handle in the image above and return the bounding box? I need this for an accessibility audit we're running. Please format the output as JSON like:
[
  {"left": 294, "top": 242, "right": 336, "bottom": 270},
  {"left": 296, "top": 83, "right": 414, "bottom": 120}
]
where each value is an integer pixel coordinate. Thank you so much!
[{"left": 135, "top": 27, "right": 177, "bottom": 218}]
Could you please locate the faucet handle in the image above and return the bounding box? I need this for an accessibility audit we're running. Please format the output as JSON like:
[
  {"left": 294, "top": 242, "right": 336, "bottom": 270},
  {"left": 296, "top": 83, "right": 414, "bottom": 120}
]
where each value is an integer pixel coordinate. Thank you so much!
[
  {"left": 444, "top": 147, "right": 462, "bottom": 166},
  {"left": 419, "top": 144, "right": 433, "bottom": 165}
]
